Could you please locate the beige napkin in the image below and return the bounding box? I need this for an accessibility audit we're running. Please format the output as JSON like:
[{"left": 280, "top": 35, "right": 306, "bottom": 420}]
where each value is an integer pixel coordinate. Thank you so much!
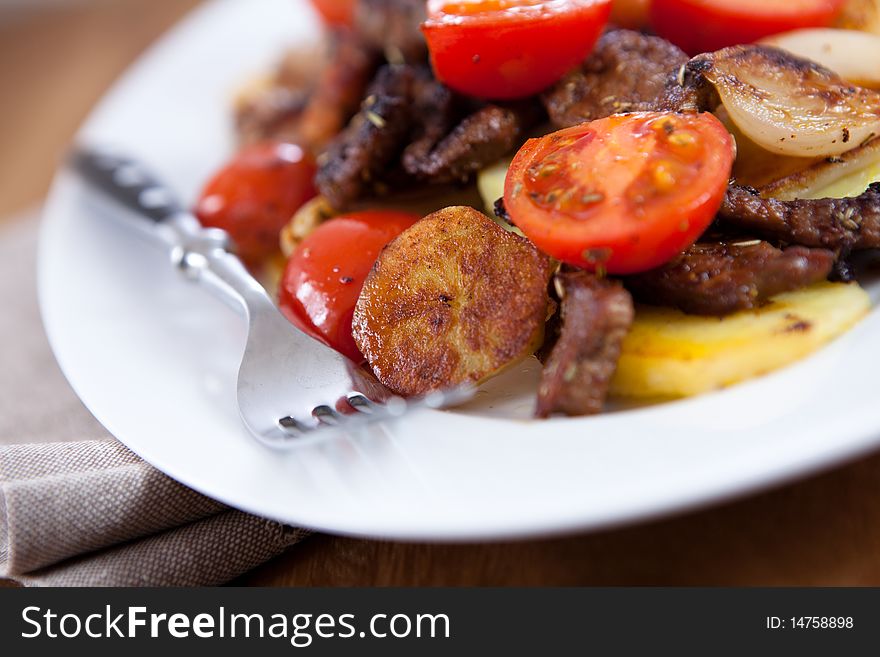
[{"left": 0, "top": 211, "right": 307, "bottom": 586}]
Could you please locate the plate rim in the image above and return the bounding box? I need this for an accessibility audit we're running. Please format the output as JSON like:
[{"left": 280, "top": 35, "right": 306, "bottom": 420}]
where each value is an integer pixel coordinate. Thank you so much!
[{"left": 35, "top": 0, "right": 880, "bottom": 541}]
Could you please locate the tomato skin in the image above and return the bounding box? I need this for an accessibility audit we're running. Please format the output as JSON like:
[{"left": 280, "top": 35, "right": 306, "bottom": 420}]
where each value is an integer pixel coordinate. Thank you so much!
[
  {"left": 422, "top": 0, "right": 612, "bottom": 100},
  {"left": 195, "top": 142, "right": 317, "bottom": 265},
  {"left": 504, "top": 112, "right": 735, "bottom": 275},
  {"left": 278, "top": 211, "right": 420, "bottom": 362},
  {"left": 310, "top": 0, "right": 357, "bottom": 25},
  {"left": 651, "top": 0, "right": 848, "bottom": 55}
]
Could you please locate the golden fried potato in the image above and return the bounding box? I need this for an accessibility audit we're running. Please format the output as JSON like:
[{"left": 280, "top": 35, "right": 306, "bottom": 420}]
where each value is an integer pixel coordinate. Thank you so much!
[
  {"left": 279, "top": 196, "right": 337, "bottom": 257},
  {"left": 611, "top": 282, "right": 870, "bottom": 399},
  {"left": 353, "top": 206, "right": 553, "bottom": 396}
]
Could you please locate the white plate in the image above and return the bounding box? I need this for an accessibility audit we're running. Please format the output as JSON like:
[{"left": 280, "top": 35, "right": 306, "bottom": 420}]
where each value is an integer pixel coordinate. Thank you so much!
[{"left": 38, "top": 0, "right": 880, "bottom": 540}]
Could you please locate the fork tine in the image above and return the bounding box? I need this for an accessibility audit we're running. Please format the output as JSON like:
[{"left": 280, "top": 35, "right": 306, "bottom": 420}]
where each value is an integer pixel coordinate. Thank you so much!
[
  {"left": 346, "top": 393, "right": 377, "bottom": 414},
  {"left": 278, "top": 415, "right": 312, "bottom": 435},
  {"left": 313, "top": 405, "right": 344, "bottom": 426},
  {"left": 269, "top": 386, "right": 477, "bottom": 448}
]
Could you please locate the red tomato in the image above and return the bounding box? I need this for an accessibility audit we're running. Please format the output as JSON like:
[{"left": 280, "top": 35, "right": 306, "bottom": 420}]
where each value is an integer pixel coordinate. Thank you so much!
[
  {"left": 310, "top": 0, "right": 357, "bottom": 25},
  {"left": 650, "top": 0, "right": 848, "bottom": 55},
  {"left": 422, "top": 0, "right": 612, "bottom": 100},
  {"left": 195, "top": 142, "right": 317, "bottom": 265},
  {"left": 278, "top": 211, "right": 420, "bottom": 362},
  {"left": 504, "top": 112, "right": 735, "bottom": 275}
]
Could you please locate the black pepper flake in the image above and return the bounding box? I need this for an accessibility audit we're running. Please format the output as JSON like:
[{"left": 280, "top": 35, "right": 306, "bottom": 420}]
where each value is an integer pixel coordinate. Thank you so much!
[
  {"left": 785, "top": 320, "right": 811, "bottom": 333},
  {"left": 494, "top": 197, "right": 515, "bottom": 227}
]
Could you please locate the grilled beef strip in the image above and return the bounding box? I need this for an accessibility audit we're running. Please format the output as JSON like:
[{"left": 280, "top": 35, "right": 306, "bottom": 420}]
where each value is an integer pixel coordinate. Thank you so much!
[
  {"left": 543, "top": 29, "right": 688, "bottom": 128},
  {"left": 399, "top": 76, "right": 466, "bottom": 179},
  {"left": 317, "top": 67, "right": 544, "bottom": 208},
  {"left": 236, "top": 32, "right": 381, "bottom": 150},
  {"left": 718, "top": 183, "right": 880, "bottom": 253},
  {"left": 315, "top": 64, "right": 417, "bottom": 209},
  {"left": 403, "top": 100, "right": 543, "bottom": 184},
  {"left": 237, "top": 0, "right": 428, "bottom": 150},
  {"left": 536, "top": 271, "right": 634, "bottom": 418},
  {"left": 625, "top": 241, "right": 836, "bottom": 316},
  {"left": 296, "top": 31, "right": 383, "bottom": 150},
  {"left": 660, "top": 53, "right": 721, "bottom": 113}
]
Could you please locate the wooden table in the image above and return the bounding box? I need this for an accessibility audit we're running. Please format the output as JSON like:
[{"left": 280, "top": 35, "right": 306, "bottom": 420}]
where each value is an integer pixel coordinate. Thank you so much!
[{"left": 4, "top": 0, "right": 880, "bottom": 587}]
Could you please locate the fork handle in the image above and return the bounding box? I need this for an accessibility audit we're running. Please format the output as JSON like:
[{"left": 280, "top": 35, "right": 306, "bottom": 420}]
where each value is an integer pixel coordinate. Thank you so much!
[
  {"left": 69, "top": 148, "right": 185, "bottom": 224},
  {"left": 69, "top": 146, "right": 275, "bottom": 315}
]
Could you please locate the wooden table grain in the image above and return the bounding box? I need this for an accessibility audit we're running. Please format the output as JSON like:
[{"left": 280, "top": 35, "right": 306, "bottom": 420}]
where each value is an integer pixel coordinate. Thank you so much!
[{"left": 3, "top": 0, "right": 880, "bottom": 587}]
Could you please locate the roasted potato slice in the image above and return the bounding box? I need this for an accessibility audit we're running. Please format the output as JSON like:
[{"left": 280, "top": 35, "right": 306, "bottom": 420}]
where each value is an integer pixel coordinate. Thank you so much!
[
  {"left": 611, "top": 282, "right": 870, "bottom": 399},
  {"left": 353, "top": 205, "right": 553, "bottom": 396}
]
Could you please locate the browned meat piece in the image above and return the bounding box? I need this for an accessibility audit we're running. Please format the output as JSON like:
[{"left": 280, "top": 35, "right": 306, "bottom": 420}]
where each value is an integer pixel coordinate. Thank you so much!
[
  {"left": 355, "top": 0, "right": 427, "bottom": 63},
  {"left": 235, "top": 34, "right": 379, "bottom": 150},
  {"left": 404, "top": 101, "right": 543, "bottom": 183},
  {"left": 718, "top": 183, "right": 880, "bottom": 252},
  {"left": 297, "top": 31, "right": 382, "bottom": 150},
  {"left": 234, "top": 44, "right": 327, "bottom": 146},
  {"left": 399, "top": 76, "right": 461, "bottom": 172},
  {"left": 543, "top": 29, "right": 688, "bottom": 128},
  {"left": 317, "top": 67, "right": 541, "bottom": 207},
  {"left": 316, "top": 65, "right": 416, "bottom": 209},
  {"left": 625, "top": 241, "right": 836, "bottom": 316},
  {"left": 660, "top": 54, "right": 720, "bottom": 113},
  {"left": 536, "top": 272, "right": 634, "bottom": 418}
]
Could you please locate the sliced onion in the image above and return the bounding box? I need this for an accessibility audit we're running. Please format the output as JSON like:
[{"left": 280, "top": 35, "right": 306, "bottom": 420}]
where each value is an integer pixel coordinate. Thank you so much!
[
  {"left": 704, "top": 45, "right": 880, "bottom": 157},
  {"left": 759, "top": 136, "right": 880, "bottom": 200},
  {"left": 762, "top": 29, "right": 880, "bottom": 89},
  {"left": 715, "top": 106, "right": 825, "bottom": 188}
]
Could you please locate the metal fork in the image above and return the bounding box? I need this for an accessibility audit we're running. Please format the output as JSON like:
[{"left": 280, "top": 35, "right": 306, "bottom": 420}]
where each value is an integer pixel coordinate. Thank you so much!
[{"left": 69, "top": 147, "right": 472, "bottom": 448}]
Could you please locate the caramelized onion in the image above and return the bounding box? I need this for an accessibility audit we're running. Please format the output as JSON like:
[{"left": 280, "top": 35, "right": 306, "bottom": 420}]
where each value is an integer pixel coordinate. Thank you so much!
[
  {"left": 759, "top": 136, "right": 880, "bottom": 200},
  {"left": 698, "top": 46, "right": 880, "bottom": 157},
  {"left": 762, "top": 29, "right": 880, "bottom": 90}
]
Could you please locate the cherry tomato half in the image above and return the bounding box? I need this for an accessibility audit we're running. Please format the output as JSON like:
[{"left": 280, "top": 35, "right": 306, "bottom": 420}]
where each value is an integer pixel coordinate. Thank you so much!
[
  {"left": 278, "top": 211, "right": 420, "bottom": 362},
  {"left": 650, "top": 0, "right": 848, "bottom": 55},
  {"left": 195, "top": 142, "right": 317, "bottom": 265},
  {"left": 310, "top": 0, "right": 357, "bottom": 26},
  {"left": 422, "top": 0, "right": 612, "bottom": 100},
  {"left": 504, "top": 112, "right": 735, "bottom": 275}
]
